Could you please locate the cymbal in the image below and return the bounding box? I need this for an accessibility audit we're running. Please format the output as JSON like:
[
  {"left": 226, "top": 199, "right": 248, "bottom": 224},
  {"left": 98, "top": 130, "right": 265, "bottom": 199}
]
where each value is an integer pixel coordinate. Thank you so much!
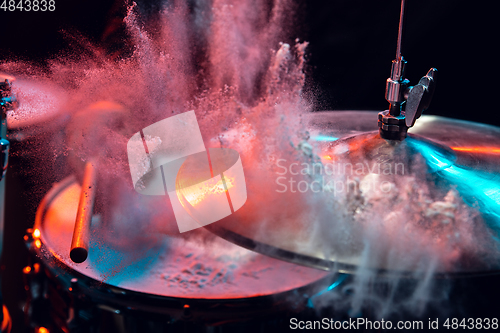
[
  {"left": 207, "top": 111, "right": 500, "bottom": 276},
  {"left": 3, "top": 75, "right": 68, "bottom": 138}
]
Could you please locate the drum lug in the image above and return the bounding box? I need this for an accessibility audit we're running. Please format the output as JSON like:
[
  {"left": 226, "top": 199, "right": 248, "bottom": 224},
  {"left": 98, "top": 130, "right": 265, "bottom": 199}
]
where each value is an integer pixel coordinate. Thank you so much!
[
  {"left": 182, "top": 304, "right": 192, "bottom": 320},
  {"left": 22, "top": 263, "right": 51, "bottom": 331},
  {"left": 67, "top": 278, "right": 91, "bottom": 333}
]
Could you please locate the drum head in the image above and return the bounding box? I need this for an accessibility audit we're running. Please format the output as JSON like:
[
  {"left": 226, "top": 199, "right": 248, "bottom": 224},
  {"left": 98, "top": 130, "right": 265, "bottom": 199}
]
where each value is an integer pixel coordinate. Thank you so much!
[{"left": 34, "top": 176, "right": 330, "bottom": 300}]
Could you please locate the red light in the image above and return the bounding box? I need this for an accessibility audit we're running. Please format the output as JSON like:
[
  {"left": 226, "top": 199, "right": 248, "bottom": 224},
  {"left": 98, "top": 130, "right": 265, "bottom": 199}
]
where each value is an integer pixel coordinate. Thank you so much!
[{"left": 451, "top": 147, "right": 500, "bottom": 154}]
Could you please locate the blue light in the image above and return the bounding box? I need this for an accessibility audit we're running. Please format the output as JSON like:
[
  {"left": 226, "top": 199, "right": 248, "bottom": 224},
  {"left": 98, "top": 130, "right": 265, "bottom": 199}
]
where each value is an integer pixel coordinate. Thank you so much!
[
  {"left": 407, "top": 138, "right": 500, "bottom": 237},
  {"left": 307, "top": 273, "right": 348, "bottom": 308},
  {"left": 312, "top": 135, "right": 339, "bottom": 142}
]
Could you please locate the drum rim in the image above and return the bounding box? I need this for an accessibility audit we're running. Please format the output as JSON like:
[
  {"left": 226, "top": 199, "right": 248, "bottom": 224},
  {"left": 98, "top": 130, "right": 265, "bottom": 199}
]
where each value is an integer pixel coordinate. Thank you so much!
[{"left": 31, "top": 176, "right": 335, "bottom": 312}]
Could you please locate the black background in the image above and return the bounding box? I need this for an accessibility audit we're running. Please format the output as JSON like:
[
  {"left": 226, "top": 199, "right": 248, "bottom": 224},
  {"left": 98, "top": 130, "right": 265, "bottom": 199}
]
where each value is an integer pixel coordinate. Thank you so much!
[
  {"left": 2, "top": 0, "right": 499, "bottom": 126},
  {"left": 2, "top": 0, "right": 500, "bottom": 126},
  {"left": 301, "top": 0, "right": 500, "bottom": 127}
]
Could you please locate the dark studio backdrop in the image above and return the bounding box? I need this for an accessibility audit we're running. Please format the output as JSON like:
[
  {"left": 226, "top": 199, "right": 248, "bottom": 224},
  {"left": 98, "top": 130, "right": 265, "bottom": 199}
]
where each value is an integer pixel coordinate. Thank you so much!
[{"left": 1, "top": 0, "right": 499, "bottom": 126}]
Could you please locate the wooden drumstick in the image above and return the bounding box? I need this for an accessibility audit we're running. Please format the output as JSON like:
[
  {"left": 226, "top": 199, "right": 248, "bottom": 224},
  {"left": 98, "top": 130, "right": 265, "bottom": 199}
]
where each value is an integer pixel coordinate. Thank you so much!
[{"left": 70, "top": 161, "right": 97, "bottom": 263}]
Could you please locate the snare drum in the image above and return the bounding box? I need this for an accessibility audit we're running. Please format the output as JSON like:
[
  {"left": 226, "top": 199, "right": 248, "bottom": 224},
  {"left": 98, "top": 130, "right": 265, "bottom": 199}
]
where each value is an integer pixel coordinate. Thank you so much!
[{"left": 25, "top": 176, "right": 333, "bottom": 332}]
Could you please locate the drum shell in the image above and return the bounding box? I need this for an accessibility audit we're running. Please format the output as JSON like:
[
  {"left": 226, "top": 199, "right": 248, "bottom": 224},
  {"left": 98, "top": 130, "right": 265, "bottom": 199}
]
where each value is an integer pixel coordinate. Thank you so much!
[{"left": 23, "top": 257, "right": 328, "bottom": 332}]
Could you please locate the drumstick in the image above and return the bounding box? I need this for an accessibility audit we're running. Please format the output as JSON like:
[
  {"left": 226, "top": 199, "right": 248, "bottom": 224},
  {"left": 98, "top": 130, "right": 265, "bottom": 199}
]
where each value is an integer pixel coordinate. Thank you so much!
[{"left": 70, "top": 161, "right": 97, "bottom": 263}]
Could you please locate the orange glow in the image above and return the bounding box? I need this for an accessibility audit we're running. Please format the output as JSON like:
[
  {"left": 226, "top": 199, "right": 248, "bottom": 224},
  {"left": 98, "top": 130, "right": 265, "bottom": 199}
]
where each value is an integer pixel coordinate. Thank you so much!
[
  {"left": 322, "top": 155, "right": 332, "bottom": 160},
  {"left": 33, "top": 228, "right": 41, "bottom": 238},
  {"left": 451, "top": 146, "right": 500, "bottom": 154},
  {"left": 183, "top": 304, "right": 190, "bottom": 308},
  {"left": 181, "top": 176, "right": 235, "bottom": 207},
  {"left": 37, "top": 327, "right": 49, "bottom": 333},
  {"left": 23, "top": 266, "right": 32, "bottom": 274},
  {"left": 34, "top": 239, "right": 41, "bottom": 249}
]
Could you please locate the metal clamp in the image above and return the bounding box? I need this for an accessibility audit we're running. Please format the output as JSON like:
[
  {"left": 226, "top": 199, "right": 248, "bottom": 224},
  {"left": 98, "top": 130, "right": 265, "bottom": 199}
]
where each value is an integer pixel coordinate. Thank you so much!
[{"left": 378, "top": 0, "right": 437, "bottom": 140}]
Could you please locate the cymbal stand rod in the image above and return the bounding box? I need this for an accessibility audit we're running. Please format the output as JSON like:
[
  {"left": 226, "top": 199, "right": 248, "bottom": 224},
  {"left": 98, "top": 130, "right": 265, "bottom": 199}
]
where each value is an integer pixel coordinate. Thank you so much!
[
  {"left": 0, "top": 76, "right": 17, "bottom": 333},
  {"left": 395, "top": 0, "right": 406, "bottom": 61},
  {"left": 385, "top": 0, "right": 409, "bottom": 118}
]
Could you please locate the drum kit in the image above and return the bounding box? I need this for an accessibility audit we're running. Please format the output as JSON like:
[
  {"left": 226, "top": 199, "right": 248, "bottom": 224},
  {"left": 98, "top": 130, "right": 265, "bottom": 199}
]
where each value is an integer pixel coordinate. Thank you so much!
[{"left": 0, "top": 0, "right": 499, "bottom": 332}]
